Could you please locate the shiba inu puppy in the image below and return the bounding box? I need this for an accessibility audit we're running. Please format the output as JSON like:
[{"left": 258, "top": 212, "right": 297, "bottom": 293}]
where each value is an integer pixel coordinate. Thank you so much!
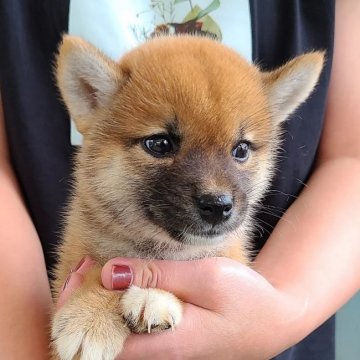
[{"left": 51, "top": 35, "right": 323, "bottom": 360}]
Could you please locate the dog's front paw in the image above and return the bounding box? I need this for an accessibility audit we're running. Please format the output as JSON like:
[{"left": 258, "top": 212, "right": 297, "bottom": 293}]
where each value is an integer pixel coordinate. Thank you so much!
[
  {"left": 51, "top": 288, "right": 129, "bottom": 360},
  {"left": 121, "top": 286, "right": 183, "bottom": 333}
]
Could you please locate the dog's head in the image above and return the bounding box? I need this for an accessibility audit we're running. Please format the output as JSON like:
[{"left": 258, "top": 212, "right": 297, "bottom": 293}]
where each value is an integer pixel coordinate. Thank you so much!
[{"left": 57, "top": 36, "right": 323, "bottom": 251}]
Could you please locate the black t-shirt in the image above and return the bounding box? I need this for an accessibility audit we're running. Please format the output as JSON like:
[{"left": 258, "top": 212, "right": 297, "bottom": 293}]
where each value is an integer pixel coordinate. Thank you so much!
[{"left": 0, "top": 1, "right": 335, "bottom": 359}]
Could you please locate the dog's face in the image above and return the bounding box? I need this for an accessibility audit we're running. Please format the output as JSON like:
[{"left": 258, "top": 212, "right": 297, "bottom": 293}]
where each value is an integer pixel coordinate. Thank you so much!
[{"left": 57, "top": 36, "right": 323, "bottom": 250}]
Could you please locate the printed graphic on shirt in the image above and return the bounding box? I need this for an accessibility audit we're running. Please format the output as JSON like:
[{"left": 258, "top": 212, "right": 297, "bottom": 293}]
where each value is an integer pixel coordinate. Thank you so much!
[
  {"left": 68, "top": 0, "right": 252, "bottom": 145},
  {"left": 130, "top": 0, "right": 223, "bottom": 42}
]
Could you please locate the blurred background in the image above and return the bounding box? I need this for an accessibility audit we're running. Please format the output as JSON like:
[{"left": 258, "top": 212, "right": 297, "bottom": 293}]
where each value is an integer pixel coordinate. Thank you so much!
[{"left": 336, "top": 292, "right": 360, "bottom": 360}]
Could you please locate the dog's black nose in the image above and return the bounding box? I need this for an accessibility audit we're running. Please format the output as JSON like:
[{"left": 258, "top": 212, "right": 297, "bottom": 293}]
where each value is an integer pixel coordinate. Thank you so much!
[{"left": 197, "top": 194, "right": 233, "bottom": 225}]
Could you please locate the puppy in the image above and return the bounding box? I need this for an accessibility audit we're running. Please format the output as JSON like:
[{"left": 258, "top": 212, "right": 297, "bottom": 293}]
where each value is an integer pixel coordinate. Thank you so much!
[{"left": 51, "top": 35, "right": 323, "bottom": 360}]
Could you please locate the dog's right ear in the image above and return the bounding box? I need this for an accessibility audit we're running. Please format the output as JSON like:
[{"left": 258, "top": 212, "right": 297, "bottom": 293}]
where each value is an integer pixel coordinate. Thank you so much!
[
  {"left": 261, "top": 52, "right": 324, "bottom": 125},
  {"left": 56, "top": 35, "right": 124, "bottom": 135}
]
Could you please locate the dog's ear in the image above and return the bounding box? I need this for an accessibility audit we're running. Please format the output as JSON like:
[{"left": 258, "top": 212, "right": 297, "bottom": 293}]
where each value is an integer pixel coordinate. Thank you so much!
[
  {"left": 262, "top": 52, "right": 325, "bottom": 125},
  {"left": 56, "top": 35, "right": 124, "bottom": 134}
]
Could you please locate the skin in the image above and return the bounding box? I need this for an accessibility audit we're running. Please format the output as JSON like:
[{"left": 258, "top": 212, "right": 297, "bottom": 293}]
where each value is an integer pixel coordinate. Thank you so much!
[
  {"left": 0, "top": 0, "right": 359, "bottom": 358},
  {"left": 0, "top": 97, "right": 52, "bottom": 358}
]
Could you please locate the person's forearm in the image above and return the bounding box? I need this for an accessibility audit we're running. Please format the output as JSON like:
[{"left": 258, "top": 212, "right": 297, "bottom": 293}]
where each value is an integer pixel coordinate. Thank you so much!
[
  {"left": 0, "top": 97, "right": 52, "bottom": 359},
  {"left": 0, "top": 162, "right": 52, "bottom": 359},
  {"left": 254, "top": 157, "right": 360, "bottom": 342}
]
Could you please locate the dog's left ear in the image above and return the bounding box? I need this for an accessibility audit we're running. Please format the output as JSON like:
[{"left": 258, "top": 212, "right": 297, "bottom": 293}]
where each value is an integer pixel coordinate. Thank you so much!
[
  {"left": 262, "top": 52, "right": 325, "bottom": 124},
  {"left": 56, "top": 35, "right": 125, "bottom": 135}
]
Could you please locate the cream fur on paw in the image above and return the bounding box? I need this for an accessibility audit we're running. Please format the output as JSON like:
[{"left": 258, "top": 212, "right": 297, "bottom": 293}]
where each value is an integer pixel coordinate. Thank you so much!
[
  {"left": 121, "top": 286, "right": 183, "bottom": 333},
  {"left": 51, "top": 289, "right": 129, "bottom": 360}
]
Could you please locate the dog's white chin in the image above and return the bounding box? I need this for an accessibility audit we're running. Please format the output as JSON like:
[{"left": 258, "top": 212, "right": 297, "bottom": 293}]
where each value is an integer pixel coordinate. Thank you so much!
[
  {"left": 148, "top": 231, "right": 227, "bottom": 260},
  {"left": 154, "top": 227, "right": 227, "bottom": 247},
  {"left": 181, "top": 233, "right": 226, "bottom": 247},
  {"left": 151, "top": 229, "right": 226, "bottom": 247}
]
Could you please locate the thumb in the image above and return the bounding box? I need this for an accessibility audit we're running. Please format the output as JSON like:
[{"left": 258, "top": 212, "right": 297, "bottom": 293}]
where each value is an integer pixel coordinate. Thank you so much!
[{"left": 101, "top": 257, "right": 238, "bottom": 308}]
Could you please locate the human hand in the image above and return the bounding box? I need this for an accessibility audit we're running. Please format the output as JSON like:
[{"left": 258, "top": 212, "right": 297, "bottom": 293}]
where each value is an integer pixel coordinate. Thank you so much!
[
  {"left": 56, "top": 256, "right": 96, "bottom": 309},
  {"left": 100, "top": 257, "right": 304, "bottom": 360},
  {"left": 58, "top": 257, "right": 304, "bottom": 360}
]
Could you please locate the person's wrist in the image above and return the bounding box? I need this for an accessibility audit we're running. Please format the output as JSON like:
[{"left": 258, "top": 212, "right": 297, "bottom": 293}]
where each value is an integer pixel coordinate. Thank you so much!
[{"left": 266, "top": 287, "right": 309, "bottom": 357}]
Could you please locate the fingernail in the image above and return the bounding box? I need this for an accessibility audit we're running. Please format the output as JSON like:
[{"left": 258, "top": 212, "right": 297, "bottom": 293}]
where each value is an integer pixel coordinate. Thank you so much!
[
  {"left": 62, "top": 257, "right": 86, "bottom": 291},
  {"left": 112, "top": 265, "right": 133, "bottom": 290},
  {"left": 62, "top": 273, "right": 72, "bottom": 291},
  {"left": 73, "top": 256, "right": 86, "bottom": 272}
]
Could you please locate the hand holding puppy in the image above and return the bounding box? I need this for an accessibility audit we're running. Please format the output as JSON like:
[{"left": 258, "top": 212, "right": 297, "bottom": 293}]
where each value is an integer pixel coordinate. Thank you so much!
[{"left": 58, "top": 257, "right": 303, "bottom": 360}]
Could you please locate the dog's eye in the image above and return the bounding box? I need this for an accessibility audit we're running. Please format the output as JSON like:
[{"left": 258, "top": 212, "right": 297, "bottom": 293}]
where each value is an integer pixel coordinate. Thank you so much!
[
  {"left": 232, "top": 142, "right": 250, "bottom": 162},
  {"left": 142, "top": 134, "right": 178, "bottom": 158}
]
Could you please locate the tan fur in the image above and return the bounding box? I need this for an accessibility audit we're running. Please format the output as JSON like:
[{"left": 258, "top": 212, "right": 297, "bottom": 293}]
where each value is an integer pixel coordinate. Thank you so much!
[{"left": 51, "top": 35, "right": 324, "bottom": 359}]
